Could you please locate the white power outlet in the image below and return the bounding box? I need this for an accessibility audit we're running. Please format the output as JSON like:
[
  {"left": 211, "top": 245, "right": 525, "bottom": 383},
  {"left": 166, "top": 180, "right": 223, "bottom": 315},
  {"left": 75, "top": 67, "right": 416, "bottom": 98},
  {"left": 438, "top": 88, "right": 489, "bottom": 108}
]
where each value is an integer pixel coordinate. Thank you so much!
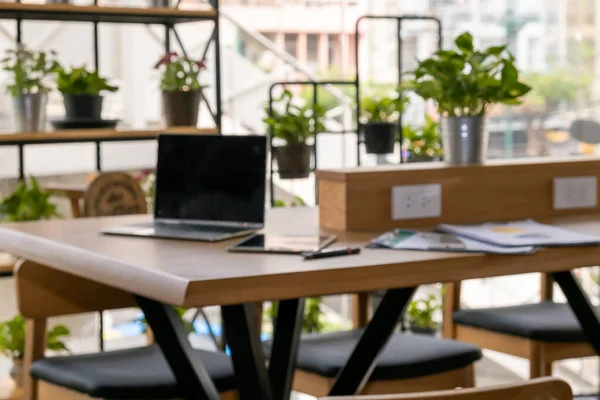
[
  {"left": 553, "top": 176, "right": 598, "bottom": 210},
  {"left": 392, "top": 184, "right": 442, "bottom": 220}
]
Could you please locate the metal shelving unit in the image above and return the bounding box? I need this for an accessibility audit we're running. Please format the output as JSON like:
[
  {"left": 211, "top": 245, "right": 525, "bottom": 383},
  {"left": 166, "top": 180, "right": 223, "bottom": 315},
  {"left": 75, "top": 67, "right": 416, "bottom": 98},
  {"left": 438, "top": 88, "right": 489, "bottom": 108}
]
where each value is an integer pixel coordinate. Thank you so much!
[{"left": 0, "top": 0, "right": 223, "bottom": 180}]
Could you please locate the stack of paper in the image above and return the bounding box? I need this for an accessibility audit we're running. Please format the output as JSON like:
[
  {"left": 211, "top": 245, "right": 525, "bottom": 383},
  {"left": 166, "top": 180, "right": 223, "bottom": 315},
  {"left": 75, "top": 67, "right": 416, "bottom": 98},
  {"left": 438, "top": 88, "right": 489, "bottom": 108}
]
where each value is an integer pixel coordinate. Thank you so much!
[{"left": 371, "top": 220, "right": 600, "bottom": 255}]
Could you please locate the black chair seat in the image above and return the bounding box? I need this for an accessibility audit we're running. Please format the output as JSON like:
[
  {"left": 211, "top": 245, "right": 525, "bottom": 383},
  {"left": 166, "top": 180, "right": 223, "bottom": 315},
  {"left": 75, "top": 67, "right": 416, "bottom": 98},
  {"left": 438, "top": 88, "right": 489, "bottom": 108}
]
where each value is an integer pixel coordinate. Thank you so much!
[
  {"left": 30, "top": 345, "right": 236, "bottom": 399},
  {"left": 453, "top": 301, "right": 600, "bottom": 342},
  {"left": 264, "top": 330, "right": 482, "bottom": 381}
]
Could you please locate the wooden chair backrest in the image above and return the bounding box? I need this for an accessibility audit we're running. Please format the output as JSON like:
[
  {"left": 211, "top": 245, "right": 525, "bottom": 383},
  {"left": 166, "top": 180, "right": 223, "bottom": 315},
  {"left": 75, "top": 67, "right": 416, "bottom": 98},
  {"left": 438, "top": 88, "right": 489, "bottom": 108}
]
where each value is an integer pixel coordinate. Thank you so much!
[
  {"left": 319, "top": 377, "right": 572, "bottom": 400},
  {"left": 83, "top": 172, "right": 147, "bottom": 217}
]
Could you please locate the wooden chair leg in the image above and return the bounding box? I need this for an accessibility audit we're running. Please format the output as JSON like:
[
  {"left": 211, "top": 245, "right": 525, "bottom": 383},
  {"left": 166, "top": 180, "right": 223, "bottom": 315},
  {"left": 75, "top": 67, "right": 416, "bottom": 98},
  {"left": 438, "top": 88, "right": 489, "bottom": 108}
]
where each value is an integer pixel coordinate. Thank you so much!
[
  {"left": 462, "top": 363, "right": 476, "bottom": 388},
  {"left": 530, "top": 342, "right": 553, "bottom": 379},
  {"left": 24, "top": 318, "right": 47, "bottom": 400},
  {"left": 443, "top": 282, "right": 461, "bottom": 339},
  {"left": 351, "top": 293, "right": 369, "bottom": 328}
]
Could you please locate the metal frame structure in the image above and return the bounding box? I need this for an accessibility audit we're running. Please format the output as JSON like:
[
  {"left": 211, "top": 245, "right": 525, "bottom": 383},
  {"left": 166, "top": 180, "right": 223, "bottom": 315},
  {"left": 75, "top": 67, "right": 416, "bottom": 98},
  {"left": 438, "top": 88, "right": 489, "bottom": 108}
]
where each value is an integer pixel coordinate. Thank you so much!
[
  {"left": 267, "top": 15, "right": 442, "bottom": 204},
  {"left": 0, "top": 0, "right": 223, "bottom": 181}
]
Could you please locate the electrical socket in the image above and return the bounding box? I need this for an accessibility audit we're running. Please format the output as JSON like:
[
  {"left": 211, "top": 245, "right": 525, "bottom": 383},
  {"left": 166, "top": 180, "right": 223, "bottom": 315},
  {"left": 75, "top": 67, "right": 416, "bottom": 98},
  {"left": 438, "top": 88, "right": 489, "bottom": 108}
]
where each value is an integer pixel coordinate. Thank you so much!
[
  {"left": 391, "top": 184, "right": 442, "bottom": 220},
  {"left": 553, "top": 176, "right": 598, "bottom": 210}
]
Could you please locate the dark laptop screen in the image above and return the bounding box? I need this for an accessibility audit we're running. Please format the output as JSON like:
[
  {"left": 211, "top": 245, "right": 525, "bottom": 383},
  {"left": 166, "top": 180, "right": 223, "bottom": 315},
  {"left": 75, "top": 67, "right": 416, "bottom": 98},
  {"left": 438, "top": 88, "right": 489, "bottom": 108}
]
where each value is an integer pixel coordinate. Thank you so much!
[{"left": 154, "top": 135, "right": 267, "bottom": 224}]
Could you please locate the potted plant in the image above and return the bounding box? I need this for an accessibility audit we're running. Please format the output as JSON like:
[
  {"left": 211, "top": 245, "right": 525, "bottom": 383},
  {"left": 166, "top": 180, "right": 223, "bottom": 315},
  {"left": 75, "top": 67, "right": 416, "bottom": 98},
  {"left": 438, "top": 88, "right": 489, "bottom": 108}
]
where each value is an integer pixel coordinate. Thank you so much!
[
  {"left": 403, "top": 115, "right": 442, "bottom": 162},
  {"left": 154, "top": 52, "right": 206, "bottom": 127},
  {"left": 0, "top": 314, "right": 70, "bottom": 387},
  {"left": 0, "top": 176, "right": 60, "bottom": 222},
  {"left": 56, "top": 65, "right": 118, "bottom": 121},
  {"left": 264, "top": 89, "right": 325, "bottom": 179},
  {"left": 404, "top": 31, "right": 531, "bottom": 164},
  {"left": 1, "top": 47, "right": 59, "bottom": 132},
  {"left": 266, "top": 297, "right": 323, "bottom": 334},
  {"left": 405, "top": 295, "right": 441, "bottom": 335},
  {"left": 360, "top": 92, "right": 408, "bottom": 154}
]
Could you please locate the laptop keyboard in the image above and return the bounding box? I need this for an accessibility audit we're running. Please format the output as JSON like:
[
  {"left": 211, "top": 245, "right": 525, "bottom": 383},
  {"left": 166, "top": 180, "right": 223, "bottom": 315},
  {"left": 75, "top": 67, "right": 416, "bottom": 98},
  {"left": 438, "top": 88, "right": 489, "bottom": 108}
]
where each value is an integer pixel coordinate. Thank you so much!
[{"left": 154, "top": 222, "right": 247, "bottom": 234}]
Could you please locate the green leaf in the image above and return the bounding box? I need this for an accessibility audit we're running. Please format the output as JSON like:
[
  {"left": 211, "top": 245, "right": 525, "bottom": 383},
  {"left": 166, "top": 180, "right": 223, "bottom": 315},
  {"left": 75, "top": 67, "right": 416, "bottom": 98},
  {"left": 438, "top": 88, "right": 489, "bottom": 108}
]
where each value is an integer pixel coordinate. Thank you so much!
[{"left": 455, "top": 32, "right": 474, "bottom": 53}]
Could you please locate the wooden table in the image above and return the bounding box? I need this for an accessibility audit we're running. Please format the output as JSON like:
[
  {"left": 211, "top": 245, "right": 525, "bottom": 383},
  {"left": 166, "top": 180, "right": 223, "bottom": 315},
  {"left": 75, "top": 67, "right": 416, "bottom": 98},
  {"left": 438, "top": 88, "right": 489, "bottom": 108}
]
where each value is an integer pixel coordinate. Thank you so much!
[{"left": 0, "top": 208, "right": 599, "bottom": 400}]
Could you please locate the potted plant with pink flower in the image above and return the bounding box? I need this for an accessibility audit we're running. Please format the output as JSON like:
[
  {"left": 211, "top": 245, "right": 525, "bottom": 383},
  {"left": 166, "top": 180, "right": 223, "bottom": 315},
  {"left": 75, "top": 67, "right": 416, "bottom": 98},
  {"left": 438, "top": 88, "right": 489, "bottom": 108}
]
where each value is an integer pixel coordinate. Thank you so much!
[{"left": 154, "top": 52, "right": 206, "bottom": 127}]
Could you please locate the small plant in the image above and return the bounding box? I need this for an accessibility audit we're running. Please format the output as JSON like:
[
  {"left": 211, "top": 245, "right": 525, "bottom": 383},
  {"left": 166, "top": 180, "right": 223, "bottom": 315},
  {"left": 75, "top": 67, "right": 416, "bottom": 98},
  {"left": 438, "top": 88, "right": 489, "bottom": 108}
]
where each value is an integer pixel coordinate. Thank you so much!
[
  {"left": 0, "top": 315, "right": 70, "bottom": 359},
  {"left": 154, "top": 52, "right": 206, "bottom": 92},
  {"left": 273, "top": 196, "right": 306, "bottom": 208},
  {"left": 403, "top": 31, "right": 531, "bottom": 117},
  {"left": 135, "top": 169, "right": 156, "bottom": 210},
  {"left": 360, "top": 92, "right": 408, "bottom": 123},
  {"left": 403, "top": 115, "right": 442, "bottom": 159},
  {"left": 0, "top": 176, "right": 60, "bottom": 222},
  {"left": 56, "top": 65, "right": 118, "bottom": 95},
  {"left": 406, "top": 295, "right": 441, "bottom": 330},
  {"left": 264, "top": 89, "right": 326, "bottom": 144},
  {"left": 266, "top": 297, "right": 323, "bottom": 334},
  {"left": 0, "top": 47, "right": 60, "bottom": 97}
]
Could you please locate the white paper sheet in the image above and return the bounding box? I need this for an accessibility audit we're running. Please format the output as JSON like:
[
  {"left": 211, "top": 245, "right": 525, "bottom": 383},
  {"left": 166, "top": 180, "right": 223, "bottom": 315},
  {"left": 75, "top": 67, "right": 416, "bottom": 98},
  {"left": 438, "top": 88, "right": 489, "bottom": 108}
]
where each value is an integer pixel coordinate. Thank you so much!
[
  {"left": 438, "top": 219, "right": 600, "bottom": 247},
  {"left": 371, "top": 230, "right": 536, "bottom": 255}
]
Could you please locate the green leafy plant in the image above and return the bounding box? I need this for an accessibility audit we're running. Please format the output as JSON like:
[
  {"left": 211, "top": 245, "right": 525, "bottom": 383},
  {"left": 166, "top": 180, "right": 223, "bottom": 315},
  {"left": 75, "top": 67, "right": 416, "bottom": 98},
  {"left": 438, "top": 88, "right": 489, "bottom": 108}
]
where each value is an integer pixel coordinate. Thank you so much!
[
  {"left": 266, "top": 297, "right": 323, "bottom": 334},
  {"left": 402, "top": 115, "right": 442, "bottom": 159},
  {"left": 154, "top": 52, "right": 206, "bottom": 92},
  {"left": 56, "top": 65, "right": 118, "bottom": 95},
  {"left": 264, "top": 89, "right": 326, "bottom": 145},
  {"left": 360, "top": 92, "right": 408, "bottom": 123},
  {"left": 0, "top": 176, "right": 60, "bottom": 222},
  {"left": 0, "top": 47, "right": 60, "bottom": 97},
  {"left": 273, "top": 196, "right": 306, "bottom": 208},
  {"left": 406, "top": 295, "right": 441, "bottom": 330},
  {"left": 403, "top": 32, "right": 531, "bottom": 117},
  {"left": 0, "top": 315, "right": 70, "bottom": 359}
]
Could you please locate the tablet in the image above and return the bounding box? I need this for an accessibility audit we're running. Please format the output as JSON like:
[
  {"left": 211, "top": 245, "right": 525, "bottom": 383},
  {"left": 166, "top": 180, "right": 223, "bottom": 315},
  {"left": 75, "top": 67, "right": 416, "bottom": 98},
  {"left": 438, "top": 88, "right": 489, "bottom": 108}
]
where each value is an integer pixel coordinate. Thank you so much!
[{"left": 228, "top": 233, "right": 337, "bottom": 254}]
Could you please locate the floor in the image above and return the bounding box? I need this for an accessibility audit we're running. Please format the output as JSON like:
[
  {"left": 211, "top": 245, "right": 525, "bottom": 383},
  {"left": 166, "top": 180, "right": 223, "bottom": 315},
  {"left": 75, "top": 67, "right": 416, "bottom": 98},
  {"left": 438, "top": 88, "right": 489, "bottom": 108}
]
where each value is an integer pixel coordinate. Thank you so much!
[{"left": 0, "top": 275, "right": 598, "bottom": 400}]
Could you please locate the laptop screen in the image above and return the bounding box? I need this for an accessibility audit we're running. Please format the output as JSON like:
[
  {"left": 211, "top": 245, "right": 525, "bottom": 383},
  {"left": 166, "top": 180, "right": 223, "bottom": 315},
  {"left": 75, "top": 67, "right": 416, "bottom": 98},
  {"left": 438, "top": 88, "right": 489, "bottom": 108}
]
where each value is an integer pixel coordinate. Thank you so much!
[{"left": 154, "top": 134, "right": 267, "bottom": 224}]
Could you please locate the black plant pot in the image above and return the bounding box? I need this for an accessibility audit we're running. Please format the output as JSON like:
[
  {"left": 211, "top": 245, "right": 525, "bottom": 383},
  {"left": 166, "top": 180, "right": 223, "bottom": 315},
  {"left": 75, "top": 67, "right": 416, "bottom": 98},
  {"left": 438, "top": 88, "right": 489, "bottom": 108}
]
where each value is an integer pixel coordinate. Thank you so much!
[
  {"left": 63, "top": 94, "right": 103, "bottom": 120},
  {"left": 409, "top": 154, "right": 438, "bottom": 163},
  {"left": 407, "top": 324, "right": 437, "bottom": 336},
  {"left": 162, "top": 90, "right": 202, "bottom": 127},
  {"left": 363, "top": 122, "right": 398, "bottom": 154},
  {"left": 274, "top": 143, "right": 312, "bottom": 180}
]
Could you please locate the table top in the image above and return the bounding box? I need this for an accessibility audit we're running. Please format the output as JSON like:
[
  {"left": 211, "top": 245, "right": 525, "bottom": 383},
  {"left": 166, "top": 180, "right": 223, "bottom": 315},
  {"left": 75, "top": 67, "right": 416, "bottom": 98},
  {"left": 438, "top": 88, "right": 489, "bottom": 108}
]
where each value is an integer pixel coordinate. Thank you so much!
[{"left": 1, "top": 208, "right": 600, "bottom": 307}]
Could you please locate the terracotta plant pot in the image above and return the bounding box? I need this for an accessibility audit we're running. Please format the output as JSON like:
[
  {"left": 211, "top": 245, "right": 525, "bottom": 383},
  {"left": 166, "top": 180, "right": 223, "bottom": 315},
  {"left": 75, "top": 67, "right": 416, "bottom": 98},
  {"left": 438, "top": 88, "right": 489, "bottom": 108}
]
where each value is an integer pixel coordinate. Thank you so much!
[
  {"left": 63, "top": 94, "right": 103, "bottom": 120},
  {"left": 162, "top": 90, "right": 202, "bottom": 127},
  {"left": 10, "top": 358, "right": 24, "bottom": 388},
  {"left": 274, "top": 143, "right": 312, "bottom": 180},
  {"left": 363, "top": 122, "right": 398, "bottom": 154}
]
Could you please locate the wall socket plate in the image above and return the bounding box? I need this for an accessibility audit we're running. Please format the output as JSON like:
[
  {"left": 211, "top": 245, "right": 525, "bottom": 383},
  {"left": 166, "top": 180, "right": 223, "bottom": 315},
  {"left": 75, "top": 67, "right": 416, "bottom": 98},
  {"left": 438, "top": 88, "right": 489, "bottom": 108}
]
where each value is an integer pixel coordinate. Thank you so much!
[
  {"left": 553, "top": 176, "right": 598, "bottom": 210},
  {"left": 391, "top": 184, "right": 442, "bottom": 220}
]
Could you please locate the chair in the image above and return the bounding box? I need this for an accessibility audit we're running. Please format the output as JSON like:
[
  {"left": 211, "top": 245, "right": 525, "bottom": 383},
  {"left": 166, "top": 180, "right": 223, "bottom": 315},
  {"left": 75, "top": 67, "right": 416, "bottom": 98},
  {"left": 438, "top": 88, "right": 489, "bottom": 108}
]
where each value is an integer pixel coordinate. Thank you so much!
[
  {"left": 46, "top": 172, "right": 147, "bottom": 219},
  {"left": 15, "top": 259, "right": 238, "bottom": 400},
  {"left": 443, "top": 274, "right": 598, "bottom": 379},
  {"left": 265, "top": 297, "right": 483, "bottom": 398},
  {"left": 317, "top": 377, "right": 573, "bottom": 400}
]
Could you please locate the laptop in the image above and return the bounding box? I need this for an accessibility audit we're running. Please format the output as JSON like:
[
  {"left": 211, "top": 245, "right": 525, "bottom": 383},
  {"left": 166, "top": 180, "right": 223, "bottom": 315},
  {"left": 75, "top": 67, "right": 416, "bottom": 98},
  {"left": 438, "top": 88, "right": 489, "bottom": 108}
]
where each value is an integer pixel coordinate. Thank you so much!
[{"left": 102, "top": 134, "right": 267, "bottom": 242}]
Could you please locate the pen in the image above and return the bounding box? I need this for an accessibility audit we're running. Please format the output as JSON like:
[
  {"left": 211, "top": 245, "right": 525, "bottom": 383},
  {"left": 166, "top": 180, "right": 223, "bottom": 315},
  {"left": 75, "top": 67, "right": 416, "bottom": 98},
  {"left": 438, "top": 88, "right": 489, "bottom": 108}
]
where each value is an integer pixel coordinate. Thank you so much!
[{"left": 302, "top": 247, "right": 361, "bottom": 260}]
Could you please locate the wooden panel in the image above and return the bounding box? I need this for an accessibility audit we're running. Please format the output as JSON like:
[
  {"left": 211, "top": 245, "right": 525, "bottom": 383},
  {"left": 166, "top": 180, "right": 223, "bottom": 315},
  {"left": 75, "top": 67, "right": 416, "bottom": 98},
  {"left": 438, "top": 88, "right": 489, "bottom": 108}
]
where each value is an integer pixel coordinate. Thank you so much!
[
  {"left": 543, "top": 341, "right": 596, "bottom": 361},
  {"left": 455, "top": 325, "right": 531, "bottom": 358},
  {"left": 295, "top": 366, "right": 475, "bottom": 398},
  {"left": 0, "top": 127, "right": 218, "bottom": 144},
  {"left": 319, "top": 180, "right": 347, "bottom": 231},
  {"left": 316, "top": 157, "right": 600, "bottom": 231},
  {"left": 318, "top": 377, "right": 573, "bottom": 400},
  {"left": 15, "top": 260, "right": 136, "bottom": 318},
  {"left": 0, "top": 3, "right": 216, "bottom": 24},
  {"left": 2, "top": 209, "right": 600, "bottom": 307}
]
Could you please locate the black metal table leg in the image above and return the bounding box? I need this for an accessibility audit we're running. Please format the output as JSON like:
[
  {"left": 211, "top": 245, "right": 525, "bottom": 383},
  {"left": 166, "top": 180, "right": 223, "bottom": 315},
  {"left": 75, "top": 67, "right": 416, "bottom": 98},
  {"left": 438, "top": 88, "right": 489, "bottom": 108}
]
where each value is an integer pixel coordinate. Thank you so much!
[
  {"left": 269, "top": 298, "right": 305, "bottom": 400},
  {"left": 552, "top": 271, "right": 600, "bottom": 355},
  {"left": 221, "top": 303, "right": 273, "bottom": 400},
  {"left": 328, "top": 287, "right": 417, "bottom": 396},
  {"left": 135, "top": 296, "right": 221, "bottom": 400}
]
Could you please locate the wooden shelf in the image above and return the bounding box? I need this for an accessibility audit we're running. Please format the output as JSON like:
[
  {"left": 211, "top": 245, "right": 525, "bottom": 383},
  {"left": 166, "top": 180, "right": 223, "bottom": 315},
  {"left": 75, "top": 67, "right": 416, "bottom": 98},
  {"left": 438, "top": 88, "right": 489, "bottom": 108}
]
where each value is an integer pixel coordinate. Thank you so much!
[
  {"left": 0, "top": 127, "right": 219, "bottom": 145},
  {"left": 0, "top": 3, "right": 216, "bottom": 24}
]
